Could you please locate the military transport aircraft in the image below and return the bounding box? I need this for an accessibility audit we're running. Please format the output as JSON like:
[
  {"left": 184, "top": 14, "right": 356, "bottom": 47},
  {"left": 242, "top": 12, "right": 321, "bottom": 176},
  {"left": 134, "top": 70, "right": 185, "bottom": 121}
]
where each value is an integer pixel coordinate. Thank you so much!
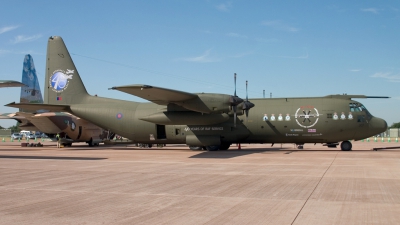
[
  {"left": 1, "top": 54, "right": 109, "bottom": 146},
  {"left": 6, "top": 36, "right": 388, "bottom": 151}
]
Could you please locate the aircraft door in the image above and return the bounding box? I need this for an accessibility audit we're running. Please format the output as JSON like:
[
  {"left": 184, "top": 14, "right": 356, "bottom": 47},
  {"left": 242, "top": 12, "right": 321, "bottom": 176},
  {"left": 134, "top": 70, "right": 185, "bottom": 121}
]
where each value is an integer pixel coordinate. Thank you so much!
[
  {"left": 165, "top": 125, "right": 186, "bottom": 142},
  {"left": 156, "top": 124, "right": 166, "bottom": 139}
]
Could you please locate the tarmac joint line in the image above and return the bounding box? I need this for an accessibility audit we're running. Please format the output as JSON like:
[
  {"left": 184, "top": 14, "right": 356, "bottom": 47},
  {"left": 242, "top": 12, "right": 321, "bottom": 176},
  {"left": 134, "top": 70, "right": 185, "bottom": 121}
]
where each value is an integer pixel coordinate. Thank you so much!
[{"left": 291, "top": 151, "right": 339, "bottom": 225}]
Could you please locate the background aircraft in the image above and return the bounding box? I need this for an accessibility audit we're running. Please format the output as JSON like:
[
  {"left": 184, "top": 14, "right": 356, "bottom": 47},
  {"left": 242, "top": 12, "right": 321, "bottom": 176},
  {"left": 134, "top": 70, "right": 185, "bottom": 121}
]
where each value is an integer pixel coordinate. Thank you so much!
[
  {"left": 1, "top": 54, "right": 111, "bottom": 146},
  {"left": 7, "top": 36, "right": 388, "bottom": 151}
]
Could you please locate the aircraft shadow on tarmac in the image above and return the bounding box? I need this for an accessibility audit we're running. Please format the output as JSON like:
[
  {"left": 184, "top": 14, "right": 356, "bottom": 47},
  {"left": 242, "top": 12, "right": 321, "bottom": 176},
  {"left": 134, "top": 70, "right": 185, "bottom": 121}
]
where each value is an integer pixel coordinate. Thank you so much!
[
  {"left": 189, "top": 148, "right": 289, "bottom": 159},
  {"left": 0, "top": 155, "right": 107, "bottom": 160}
]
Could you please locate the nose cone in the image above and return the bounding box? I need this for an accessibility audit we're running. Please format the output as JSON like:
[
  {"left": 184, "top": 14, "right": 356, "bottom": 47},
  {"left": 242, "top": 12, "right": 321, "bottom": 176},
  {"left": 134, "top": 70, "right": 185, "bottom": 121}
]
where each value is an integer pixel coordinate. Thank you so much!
[{"left": 369, "top": 117, "right": 388, "bottom": 135}]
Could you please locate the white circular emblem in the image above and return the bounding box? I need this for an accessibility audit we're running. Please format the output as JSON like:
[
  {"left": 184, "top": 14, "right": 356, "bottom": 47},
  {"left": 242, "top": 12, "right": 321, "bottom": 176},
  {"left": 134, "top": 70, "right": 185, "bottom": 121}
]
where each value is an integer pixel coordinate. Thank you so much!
[
  {"left": 49, "top": 69, "right": 74, "bottom": 93},
  {"left": 295, "top": 107, "right": 320, "bottom": 128},
  {"left": 333, "top": 112, "right": 338, "bottom": 120},
  {"left": 340, "top": 112, "right": 346, "bottom": 120}
]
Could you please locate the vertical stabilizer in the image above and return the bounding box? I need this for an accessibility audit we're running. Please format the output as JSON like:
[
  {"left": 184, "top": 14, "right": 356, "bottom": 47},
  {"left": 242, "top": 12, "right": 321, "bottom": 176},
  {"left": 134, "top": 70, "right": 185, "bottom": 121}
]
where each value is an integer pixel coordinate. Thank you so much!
[
  {"left": 20, "top": 54, "right": 43, "bottom": 104},
  {"left": 44, "top": 36, "right": 89, "bottom": 105}
]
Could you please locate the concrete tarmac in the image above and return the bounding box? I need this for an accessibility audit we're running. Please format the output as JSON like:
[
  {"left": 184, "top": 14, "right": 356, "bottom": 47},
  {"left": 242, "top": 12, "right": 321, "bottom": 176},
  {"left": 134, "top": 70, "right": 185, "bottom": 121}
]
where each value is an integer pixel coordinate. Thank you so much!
[{"left": 0, "top": 141, "right": 400, "bottom": 224}]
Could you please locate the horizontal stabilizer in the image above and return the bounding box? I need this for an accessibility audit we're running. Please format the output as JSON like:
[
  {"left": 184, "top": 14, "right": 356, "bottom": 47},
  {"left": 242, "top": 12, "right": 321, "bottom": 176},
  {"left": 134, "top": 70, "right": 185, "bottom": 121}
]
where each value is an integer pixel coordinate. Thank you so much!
[
  {"left": 110, "top": 85, "right": 197, "bottom": 105},
  {"left": 6, "top": 102, "right": 71, "bottom": 112}
]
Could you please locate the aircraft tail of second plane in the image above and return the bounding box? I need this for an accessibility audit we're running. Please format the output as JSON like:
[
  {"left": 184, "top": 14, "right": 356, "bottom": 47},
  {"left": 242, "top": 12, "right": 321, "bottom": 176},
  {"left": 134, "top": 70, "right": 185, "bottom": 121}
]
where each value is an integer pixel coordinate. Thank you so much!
[{"left": 20, "top": 54, "right": 43, "bottom": 105}]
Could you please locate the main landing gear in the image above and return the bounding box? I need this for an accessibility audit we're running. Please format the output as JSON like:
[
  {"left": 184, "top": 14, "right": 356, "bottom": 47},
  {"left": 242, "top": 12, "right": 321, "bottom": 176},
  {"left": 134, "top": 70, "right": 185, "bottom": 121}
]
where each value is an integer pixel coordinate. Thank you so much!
[{"left": 323, "top": 141, "right": 352, "bottom": 151}]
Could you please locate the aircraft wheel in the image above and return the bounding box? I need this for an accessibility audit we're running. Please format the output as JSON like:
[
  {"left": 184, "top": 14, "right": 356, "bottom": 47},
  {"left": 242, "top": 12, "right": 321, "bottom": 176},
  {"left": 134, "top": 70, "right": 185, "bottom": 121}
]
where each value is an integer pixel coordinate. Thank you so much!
[
  {"left": 340, "top": 141, "right": 352, "bottom": 151},
  {"left": 189, "top": 146, "right": 203, "bottom": 150},
  {"left": 219, "top": 143, "right": 231, "bottom": 150},
  {"left": 206, "top": 145, "right": 220, "bottom": 151}
]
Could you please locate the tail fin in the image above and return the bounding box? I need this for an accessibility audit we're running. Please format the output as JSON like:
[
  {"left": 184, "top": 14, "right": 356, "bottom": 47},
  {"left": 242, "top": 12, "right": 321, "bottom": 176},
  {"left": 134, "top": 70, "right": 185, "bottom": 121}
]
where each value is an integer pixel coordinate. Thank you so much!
[
  {"left": 44, "top": 36, "right": 89, "bottom": 105},
  {"left": 20, "top": 54, "right": 43, "bottom": 104}
]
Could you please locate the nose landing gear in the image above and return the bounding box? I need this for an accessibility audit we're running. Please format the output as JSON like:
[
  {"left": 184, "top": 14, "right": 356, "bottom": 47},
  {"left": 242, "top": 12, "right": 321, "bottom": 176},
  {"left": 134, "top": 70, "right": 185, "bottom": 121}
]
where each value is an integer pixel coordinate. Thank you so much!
[{"left": 340, "top": 141, "right": 352, "bottom": 151}]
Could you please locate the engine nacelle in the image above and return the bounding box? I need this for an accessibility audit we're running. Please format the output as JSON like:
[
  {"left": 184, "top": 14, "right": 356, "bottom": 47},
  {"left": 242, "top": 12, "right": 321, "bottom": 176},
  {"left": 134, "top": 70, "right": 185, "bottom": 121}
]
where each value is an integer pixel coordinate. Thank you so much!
[{"left": 174, "top": 93, "right": 233, "bottom": 114}]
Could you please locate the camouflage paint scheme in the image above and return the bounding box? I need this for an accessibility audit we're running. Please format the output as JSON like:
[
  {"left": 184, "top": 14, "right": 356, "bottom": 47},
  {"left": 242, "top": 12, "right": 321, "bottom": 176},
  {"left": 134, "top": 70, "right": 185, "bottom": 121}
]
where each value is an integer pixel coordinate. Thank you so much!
[{"left": 6, "top": 37, "right": 388, "bottom": 150}]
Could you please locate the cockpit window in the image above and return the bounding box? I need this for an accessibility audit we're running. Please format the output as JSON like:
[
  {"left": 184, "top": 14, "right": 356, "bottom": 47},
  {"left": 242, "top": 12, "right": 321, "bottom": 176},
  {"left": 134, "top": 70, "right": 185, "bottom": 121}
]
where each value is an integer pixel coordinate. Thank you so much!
[
  {"left": 349, "top": 102, "right": 372, "bottom": 117},
  {"left": 349, "top": 103, "right": 362, "bottom": 112}
]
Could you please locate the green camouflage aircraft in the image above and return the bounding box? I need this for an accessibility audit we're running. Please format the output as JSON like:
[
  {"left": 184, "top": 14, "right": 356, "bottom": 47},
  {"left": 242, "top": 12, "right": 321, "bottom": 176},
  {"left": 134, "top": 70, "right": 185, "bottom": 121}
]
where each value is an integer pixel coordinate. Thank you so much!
[{"left": 6, "top": 36, "right": 388, "bottom": 151}]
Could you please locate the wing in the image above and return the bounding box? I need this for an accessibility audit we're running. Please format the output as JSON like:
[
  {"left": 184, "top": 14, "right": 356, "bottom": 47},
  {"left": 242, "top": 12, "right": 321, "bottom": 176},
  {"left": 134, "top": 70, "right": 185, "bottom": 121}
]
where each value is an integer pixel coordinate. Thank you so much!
[
  {"left": 0, "top": 112, "right": 25, "bottom": 120},
  {"left": 110, "top": 84, "right": 197, "bottom": 105},
  {"left": 0, "top": 80, "right": 26, "bottom": 88},
  {"left": 18, "top": 112, "right": 65, "bottom": 134},
  {"left": 110, "top": 84, "right": 237, "bottom": 114}
]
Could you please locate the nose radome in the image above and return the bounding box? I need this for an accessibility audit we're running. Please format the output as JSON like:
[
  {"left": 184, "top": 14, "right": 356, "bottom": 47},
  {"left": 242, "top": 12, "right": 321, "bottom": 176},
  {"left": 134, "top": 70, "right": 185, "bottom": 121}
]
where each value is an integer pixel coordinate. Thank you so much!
[{"left": 369, "top": 117, "right": 388, "bottom": 134}]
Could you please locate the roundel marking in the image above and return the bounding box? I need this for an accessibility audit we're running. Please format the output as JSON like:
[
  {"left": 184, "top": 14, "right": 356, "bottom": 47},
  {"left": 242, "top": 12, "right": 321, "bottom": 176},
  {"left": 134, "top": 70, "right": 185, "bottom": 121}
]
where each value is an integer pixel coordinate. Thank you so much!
[{"left": 295, "top": 106, "right": 320, "bottom": 128}]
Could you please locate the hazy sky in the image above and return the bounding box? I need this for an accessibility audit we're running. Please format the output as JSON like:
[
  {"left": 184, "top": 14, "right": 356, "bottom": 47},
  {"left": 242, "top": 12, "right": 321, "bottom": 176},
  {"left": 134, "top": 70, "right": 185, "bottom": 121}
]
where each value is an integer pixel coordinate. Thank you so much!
[{"left": 1, "top": 1, "right": 399, "bottom": 128}]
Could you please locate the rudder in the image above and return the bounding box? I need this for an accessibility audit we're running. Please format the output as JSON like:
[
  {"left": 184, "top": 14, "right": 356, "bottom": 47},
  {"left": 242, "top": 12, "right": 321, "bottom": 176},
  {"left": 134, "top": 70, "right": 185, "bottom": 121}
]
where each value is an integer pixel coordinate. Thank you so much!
[{"left": 20, "top": 54, "right": 43, "bottom": 104}]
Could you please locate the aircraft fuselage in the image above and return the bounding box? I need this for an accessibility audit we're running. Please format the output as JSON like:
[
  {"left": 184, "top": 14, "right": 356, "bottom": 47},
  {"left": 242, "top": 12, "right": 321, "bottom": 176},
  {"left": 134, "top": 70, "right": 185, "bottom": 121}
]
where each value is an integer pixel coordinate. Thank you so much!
[{"left": 69, "top": 95, "right": 386, "bottom": 145}]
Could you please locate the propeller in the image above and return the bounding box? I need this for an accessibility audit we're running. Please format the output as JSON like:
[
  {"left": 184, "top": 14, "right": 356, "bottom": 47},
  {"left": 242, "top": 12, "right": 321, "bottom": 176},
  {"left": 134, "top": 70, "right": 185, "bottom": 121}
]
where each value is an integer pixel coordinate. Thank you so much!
[
  {"left": 230, "top": 73, "right": 243, "bottom": 127},
  {"left": 242, "top": 80, "right": 255, "bottom": 122}
]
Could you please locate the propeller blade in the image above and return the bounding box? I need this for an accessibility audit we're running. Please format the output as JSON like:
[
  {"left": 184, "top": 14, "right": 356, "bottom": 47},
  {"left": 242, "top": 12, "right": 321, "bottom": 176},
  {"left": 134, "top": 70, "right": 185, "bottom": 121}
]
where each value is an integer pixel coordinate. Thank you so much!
[
  {"left": 234, "top": 73, "right": 237, "bottom": 97},
  {"left": 233, "top": 105, "right": 237, "bottom": 127},
  {"left": 232, "top": 73, "right": 241, "bottom": 127},
  {"left": 246, "top": 80, "right": 248, "bottom": 102}
]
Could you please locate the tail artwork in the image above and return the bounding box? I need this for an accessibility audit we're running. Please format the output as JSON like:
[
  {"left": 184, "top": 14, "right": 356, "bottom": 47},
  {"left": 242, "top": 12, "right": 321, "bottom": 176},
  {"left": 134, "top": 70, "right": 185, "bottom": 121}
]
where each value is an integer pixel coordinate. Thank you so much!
[{"left": 20, "top": 54, "right": 43, "bottom": 104}]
